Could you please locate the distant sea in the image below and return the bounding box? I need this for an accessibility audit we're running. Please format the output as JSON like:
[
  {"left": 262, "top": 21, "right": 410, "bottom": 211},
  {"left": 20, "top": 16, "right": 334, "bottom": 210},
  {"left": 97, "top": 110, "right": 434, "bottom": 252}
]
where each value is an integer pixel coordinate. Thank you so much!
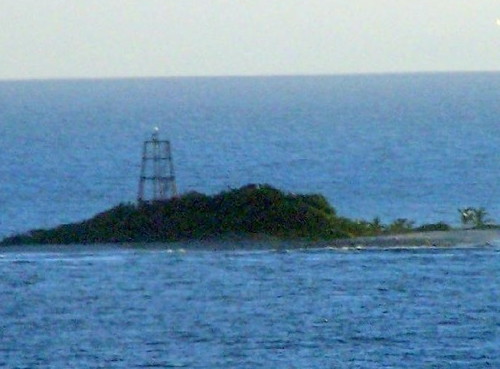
[
  {"left": 1, "top": 72, "right": 499, "bottom": 238},
  {"left": 1, "top": 73, "right": 498, "bottom": 368}
]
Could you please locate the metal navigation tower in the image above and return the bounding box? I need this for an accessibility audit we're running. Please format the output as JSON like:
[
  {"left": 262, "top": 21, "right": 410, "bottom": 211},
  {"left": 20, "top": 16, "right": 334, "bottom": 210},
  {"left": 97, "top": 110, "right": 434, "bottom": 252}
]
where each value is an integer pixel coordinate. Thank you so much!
[{"left": 137, "top": 128, "right": 177, "bottom": 203}]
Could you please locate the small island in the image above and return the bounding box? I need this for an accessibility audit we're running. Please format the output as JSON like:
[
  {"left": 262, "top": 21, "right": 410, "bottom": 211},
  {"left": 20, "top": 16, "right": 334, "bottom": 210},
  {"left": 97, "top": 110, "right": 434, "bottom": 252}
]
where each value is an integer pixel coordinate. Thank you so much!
[
  {"left": 1, "top": 185, "right": 355, "bottom": 245},
  {"left": 1, "top": 184, "right": 498, "bottom": 248}
]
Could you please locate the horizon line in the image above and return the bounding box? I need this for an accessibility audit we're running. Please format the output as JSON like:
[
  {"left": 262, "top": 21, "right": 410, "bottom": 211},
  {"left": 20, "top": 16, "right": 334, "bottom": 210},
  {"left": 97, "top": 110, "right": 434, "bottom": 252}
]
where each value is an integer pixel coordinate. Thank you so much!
[{"left": 1, "top": 69, "right": 499, "bottom": 83}]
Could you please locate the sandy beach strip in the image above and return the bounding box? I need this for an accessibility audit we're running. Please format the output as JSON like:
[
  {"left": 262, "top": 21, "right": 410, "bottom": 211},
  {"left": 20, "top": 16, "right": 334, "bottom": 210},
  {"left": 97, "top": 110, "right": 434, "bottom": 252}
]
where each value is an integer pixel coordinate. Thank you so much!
[
  {"left": 0, "top": 229, "right": 499, "bottom": 254},
  {"left": 323, "top": 229, "right": 500, "bottom": 248}
]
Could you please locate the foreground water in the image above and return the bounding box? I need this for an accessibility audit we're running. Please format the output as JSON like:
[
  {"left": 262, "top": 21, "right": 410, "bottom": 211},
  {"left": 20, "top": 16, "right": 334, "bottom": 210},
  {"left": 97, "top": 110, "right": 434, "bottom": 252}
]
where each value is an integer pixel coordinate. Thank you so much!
[{"left": 1, "top": 245, "right": 498, "bottom": 368}]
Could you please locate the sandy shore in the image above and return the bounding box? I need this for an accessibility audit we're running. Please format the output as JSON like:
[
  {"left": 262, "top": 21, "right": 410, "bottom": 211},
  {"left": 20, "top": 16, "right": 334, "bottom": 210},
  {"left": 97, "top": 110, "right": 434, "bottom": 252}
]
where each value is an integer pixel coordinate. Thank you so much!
[
  {"left": 1, "top": 229, "right": 499, "bottom": 253},
  {"left": 322, "top": 229, "right": 500, "bottom": 248},
  {"left": 183, "top": 229, "right": 500, "bottom": 250}
]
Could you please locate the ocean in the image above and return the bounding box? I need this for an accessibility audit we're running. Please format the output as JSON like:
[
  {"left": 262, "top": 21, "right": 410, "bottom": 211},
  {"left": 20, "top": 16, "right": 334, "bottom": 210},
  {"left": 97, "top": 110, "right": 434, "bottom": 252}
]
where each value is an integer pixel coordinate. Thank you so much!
[
  {"left": 0, "top": 246, "right": 498, "bottom": 368},
  {"left": 1, "top": 73, "right": 499, "bottom": 237},
  {"left": 0, "top": 73, "right": 499, "bottom": 367}
]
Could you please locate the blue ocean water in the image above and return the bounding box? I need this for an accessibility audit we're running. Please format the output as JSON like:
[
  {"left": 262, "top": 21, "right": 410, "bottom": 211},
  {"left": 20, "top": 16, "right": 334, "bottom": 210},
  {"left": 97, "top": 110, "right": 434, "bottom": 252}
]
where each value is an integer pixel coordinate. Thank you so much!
[
  {"left": 0, "top": 73, "right": 499, "bottom": 237},
  {"left": 0, "top": 74, "right": 499, "bottom": 368},
  {"left": 0, "top": 246, "right": 498, "bottom": 368}
]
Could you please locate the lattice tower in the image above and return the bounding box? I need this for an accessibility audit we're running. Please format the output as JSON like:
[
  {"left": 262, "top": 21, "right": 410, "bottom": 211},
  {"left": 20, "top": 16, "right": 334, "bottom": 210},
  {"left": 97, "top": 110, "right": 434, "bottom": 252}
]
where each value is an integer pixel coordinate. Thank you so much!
[{"left": 137, "top": 128, "right": 177, "bottom": 202}]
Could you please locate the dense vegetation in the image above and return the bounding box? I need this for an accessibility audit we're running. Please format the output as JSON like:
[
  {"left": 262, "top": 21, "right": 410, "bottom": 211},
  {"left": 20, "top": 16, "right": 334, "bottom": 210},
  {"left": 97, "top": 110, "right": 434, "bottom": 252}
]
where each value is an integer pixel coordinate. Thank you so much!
[
  {"left": 1, "top": 185, "right": 362, "bottom": 245},
  {"left": 1, "top": 184, "right": 495, "bottom": 246}
]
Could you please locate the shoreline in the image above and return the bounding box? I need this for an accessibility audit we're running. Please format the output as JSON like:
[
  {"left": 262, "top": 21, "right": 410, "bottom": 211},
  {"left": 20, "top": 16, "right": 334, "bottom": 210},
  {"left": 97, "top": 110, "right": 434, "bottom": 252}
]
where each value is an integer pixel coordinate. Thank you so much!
[
  {"left": 323, "top": 229, "right": 500, "bottom": 248},
  {"left": 1, "top": 229, "right": 499, "bottom": 254},
  {"left": 3, "top": 186, "right": 498, "bottom": 250}
]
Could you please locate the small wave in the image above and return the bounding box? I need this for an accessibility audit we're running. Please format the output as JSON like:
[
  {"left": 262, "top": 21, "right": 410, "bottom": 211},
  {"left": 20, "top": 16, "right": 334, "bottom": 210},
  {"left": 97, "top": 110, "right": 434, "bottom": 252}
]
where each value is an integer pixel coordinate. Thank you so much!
[
  {"left": 10, "top": 259, "right": 34, "bottom": 265},
  {"left": 0, "top": 251, "right": 129, "bottom": 264},
  {"left": 138, "top": 363, "right": 189, "bottom": 368}
]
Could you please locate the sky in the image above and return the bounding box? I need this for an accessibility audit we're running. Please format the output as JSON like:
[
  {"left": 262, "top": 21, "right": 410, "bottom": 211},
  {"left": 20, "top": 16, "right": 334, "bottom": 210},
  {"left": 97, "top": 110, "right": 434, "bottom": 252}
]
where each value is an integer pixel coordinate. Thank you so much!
[{"left": 1, "top": 0, "right": 499, "bottom": 80}]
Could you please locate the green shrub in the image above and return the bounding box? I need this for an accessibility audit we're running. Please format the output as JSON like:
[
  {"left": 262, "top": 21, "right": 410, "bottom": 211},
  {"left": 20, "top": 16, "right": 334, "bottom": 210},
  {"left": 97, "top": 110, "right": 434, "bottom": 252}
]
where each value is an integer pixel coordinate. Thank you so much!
[{"left": 415, "top": 222, "right": 451, "bottom": 232}]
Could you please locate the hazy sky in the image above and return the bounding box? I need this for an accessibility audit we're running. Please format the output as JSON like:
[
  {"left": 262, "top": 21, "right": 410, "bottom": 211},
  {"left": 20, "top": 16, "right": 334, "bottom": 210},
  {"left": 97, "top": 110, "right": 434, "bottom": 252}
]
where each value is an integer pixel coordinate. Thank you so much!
[{"left": 1, "top": 1, "right": 499, "bottom": 80}]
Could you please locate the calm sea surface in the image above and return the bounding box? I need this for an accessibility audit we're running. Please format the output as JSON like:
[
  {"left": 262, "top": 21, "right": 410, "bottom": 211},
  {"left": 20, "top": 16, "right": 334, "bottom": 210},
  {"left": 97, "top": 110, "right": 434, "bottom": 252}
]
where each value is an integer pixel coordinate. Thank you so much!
[
  {"left": 0, "top": 73, "right": 499, "bottom": 367},
  {"left": 0, "top": 73, "right": 499, "bottom": 236},
  {"left": 0, "top": 246, "right": 498, "bottom": 368}
]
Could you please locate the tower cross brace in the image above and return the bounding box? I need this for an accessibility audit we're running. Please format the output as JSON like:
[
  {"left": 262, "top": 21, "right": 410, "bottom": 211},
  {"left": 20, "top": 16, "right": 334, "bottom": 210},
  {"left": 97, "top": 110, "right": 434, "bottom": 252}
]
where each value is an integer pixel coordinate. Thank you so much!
[{"left": 137, "top": 129, "right": 177, "bottom": 203}]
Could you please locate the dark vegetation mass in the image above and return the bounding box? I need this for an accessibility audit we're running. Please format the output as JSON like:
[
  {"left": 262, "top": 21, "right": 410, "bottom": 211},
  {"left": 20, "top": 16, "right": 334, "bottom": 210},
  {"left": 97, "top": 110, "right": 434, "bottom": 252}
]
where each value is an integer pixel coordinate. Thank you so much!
[
  {"left": 2, "top": 185, "right": 352, "bottom": 245},
  {"left": 0, "top": 184, "right": 496, "bottom": 246}
]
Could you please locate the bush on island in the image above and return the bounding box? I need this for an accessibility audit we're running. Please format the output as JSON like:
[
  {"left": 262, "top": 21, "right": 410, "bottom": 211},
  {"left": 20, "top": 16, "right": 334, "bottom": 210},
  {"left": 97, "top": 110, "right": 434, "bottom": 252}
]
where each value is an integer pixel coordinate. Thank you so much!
[{"left": 1, "top": 184, "right": 364, "bottom": 245}]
